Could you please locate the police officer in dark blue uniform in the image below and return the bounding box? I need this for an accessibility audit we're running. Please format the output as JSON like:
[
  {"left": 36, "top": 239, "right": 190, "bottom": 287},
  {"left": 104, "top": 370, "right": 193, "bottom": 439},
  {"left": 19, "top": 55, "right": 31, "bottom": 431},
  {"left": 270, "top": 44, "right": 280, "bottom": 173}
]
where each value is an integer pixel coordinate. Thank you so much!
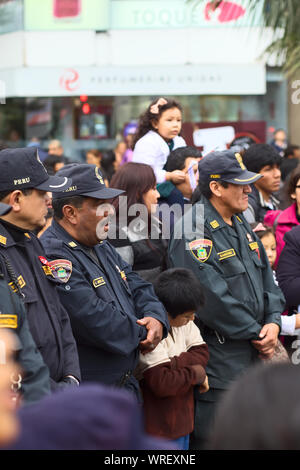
[
  {"left": 0, "top": 202, "right": 50, "bottom": 404},
  {"left": 0, "top": 148, "right": 81, "bottom": 391},
  {"left": 40, "top": 164, "right": 169, "bottom": 399},
  {"left": 169, "top": 150, "right": 285, "bottom": 449}
]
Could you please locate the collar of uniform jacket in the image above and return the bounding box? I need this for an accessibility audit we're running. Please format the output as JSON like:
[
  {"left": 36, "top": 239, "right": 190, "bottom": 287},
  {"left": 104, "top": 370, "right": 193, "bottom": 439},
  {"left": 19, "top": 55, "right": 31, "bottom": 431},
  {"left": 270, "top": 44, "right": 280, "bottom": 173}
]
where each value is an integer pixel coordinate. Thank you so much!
[
  {"left": 0, "top": 220, "right": 33, "bottom": 248},
  {"left": 49, "top": 219, "right": 105, "bottom": 251}
]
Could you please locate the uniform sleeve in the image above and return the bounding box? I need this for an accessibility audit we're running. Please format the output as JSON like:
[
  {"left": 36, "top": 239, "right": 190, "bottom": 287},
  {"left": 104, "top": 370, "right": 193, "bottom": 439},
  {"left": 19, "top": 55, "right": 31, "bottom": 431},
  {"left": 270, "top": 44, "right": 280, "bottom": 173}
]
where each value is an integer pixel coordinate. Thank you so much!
[
  {"left": 115, "top": 250, "right": 169, "bottom": 338},
  {"left": 54, "top": 258, "right": 148, "bottom": 357},
  {"left": 255, "top": 236, "right": 284, "bottom": 327},
  {"left": 17, "top": 306, "right": 51, "bottom": 404},
  {"left": 168, "top": 233, "right": 263, "bottom": 340},
  {"left": 57, "top": 303, "right": 81, "bottom": 381}
]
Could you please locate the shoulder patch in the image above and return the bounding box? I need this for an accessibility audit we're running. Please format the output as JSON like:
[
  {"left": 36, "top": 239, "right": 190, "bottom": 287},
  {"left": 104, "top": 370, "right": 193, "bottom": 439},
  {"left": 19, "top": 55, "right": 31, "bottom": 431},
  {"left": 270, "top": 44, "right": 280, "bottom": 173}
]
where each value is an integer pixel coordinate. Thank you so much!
[
  {"left": 189, "top": 239, "right": 213, "bottom": 263},
  {"left": 48, "top": 259, "right": 72, "bottom": 283},
  {"left": 210, "top": 220, "right": 220, "bottom": 229},
  {"left": 0, "top": 314, "right": 17, "bottom": 329},
  {"left": 218, "top": 249, "right": 236, "bottom": 261}
]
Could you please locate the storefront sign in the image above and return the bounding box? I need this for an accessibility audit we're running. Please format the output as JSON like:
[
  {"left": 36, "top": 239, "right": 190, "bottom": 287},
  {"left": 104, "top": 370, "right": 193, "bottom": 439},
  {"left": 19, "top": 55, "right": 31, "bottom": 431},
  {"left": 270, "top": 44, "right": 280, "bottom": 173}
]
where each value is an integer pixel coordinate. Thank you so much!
[
  {"left": 24, "top": 0, "right": 109, "bottom": 31},
  {"left": 110, "top": 0, "right": 263, "bottom": 29},
  {"left": 0, "top": 63, "right": 266, "bottom": 97}
]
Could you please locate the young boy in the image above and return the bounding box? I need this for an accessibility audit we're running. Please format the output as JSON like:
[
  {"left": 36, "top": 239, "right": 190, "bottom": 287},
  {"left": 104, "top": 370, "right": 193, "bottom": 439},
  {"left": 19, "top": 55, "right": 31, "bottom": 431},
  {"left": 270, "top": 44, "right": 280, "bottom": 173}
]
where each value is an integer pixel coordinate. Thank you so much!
[{"left": 138, "top": 268, "right": 209, "bottom": 450}]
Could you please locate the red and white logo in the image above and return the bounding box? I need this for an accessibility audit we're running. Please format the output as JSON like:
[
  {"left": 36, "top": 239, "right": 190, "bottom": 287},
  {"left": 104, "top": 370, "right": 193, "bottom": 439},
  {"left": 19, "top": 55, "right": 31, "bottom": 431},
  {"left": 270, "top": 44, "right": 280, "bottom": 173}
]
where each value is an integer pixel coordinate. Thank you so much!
[
  {"left": 59, "top": 68, "right": 80, "bottom": 92},
  {"left": 205, "top": 1, "right": 246, "bottom": 23}
]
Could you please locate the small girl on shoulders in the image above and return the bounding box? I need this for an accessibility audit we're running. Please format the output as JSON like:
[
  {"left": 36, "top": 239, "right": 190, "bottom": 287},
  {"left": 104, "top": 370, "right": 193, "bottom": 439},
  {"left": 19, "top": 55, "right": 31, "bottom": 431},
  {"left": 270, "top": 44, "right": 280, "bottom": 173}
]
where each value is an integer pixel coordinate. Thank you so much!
[{"left": 132, "top": 97, "right": 187, "bottom": 184}]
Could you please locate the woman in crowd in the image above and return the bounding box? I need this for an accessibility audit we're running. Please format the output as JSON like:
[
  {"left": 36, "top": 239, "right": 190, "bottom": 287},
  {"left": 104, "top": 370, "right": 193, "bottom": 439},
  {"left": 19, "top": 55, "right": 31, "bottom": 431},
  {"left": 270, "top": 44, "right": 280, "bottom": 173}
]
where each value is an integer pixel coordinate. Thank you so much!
[
  {"left": 109, "top": 162, "right": 167, "bottom": 282},
  {"left": 264, "top": 165, "right": 300, "bottom": 267}
]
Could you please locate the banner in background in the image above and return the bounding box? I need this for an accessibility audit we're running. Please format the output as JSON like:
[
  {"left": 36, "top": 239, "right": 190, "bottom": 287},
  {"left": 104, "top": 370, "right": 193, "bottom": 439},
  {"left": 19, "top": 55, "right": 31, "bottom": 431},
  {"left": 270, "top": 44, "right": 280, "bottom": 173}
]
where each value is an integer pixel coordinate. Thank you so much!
[{"left": 24, "top": 0, "right": 109, "bottom": 31}]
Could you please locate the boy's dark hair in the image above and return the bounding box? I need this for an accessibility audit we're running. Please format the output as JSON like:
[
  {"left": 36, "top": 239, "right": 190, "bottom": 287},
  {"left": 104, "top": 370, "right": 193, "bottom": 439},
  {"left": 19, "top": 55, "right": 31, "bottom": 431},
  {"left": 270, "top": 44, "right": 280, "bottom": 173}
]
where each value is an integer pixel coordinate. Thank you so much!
[
  {"left": 284, "top": 145, "right": 300, "bottom": 159},
  {"left": 52, "top": 195, "right": 85, "bottom": 220},
  {"left": 243, "top": 144, "right": 281, "bottom": 174},
  {"left": 164, "top": 146, "right": 202, "bottom": 172},
  {"left": 153, "top": 268, "right": 205, "bottom": 318}
]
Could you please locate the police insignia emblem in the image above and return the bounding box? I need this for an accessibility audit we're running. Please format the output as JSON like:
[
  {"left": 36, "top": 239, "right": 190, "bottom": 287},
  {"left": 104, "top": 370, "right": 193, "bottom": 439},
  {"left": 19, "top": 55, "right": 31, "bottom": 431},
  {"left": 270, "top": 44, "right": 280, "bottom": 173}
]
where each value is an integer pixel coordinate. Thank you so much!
[
  {"left": 95, "top": 167, "right": 104, "bottom": 185},
  {"left": 235, "top": 153, "right": 246, "bottom": 170},
  {"left": 47, "top": 259, "right": 72, "bottom": 283},
  {"left": 189, "top": 239, "right": 213, "bottom": 263},
  {"left": 0, "top": 315, "right": 17, "bottom": 329}
]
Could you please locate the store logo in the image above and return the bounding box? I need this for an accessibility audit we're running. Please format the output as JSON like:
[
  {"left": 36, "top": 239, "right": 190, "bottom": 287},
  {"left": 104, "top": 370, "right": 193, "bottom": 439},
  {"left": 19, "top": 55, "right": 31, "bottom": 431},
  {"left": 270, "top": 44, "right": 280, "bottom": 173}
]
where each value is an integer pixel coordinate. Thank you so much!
[
  {"left": 291, "top": 80, "right": 300, "bottom": 105},
  {"left": 204, "top": 1, "right": 246, "bottom": 23},
  {"left": 0, "top": 80, "right": 6, "bottom": 104},
  {"left": 59, "top": 68, "right": 80, "bottom": 92}
]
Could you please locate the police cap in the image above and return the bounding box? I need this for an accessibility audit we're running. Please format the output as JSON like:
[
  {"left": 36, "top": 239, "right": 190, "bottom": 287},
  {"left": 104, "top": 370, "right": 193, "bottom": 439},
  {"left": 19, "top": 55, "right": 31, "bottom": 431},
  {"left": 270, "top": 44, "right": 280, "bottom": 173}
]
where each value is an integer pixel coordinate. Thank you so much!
[
  {"left": 52, "top": 164, "right": 124, "bottom": 200},
  {"left": 198, "top": 150, "right": 262, "bottom": 185},
  {"left": 0, "top": 147, "right": 71, "bottom": 192}
]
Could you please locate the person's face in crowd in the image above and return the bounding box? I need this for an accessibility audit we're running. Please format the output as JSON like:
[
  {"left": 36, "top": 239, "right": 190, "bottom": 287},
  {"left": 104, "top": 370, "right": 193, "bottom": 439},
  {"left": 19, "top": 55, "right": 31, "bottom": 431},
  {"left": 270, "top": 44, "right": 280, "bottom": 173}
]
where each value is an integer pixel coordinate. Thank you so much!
[
  {"left": 176, "top": 157, "right": 199, "bottom": 199},
  {"left": 294, "top": 148, "right": 300, "bottom": 160},
  {"left": 213, "top": 182, "right": 252, "bottom": 215},
  {"left": 290, "top": 178, "right": 300, "bottom": 209},
  {"left": 143, "top": 187, "right": 160, "bottom": 214},
  {"left": 0, "top": 330, "right": 20, "bottom": 447},
  {"left": 53, "top": 162, "right": 65, "bottom": 173},
  {"left": 1, "top": 189, "right": 50, "bottom": 231},
  {"left": 86, "top": 152, "right": 100, "bottom": 167},
  {"left": 73, "top": 197, "right": 114, "bottom": 246},
  {"left": 152, "top": 107, "right": 182, "bottom": 141},
  {"left": 255, "top": 164, "right": 281, "bottom": 195},
  {"left": 260, "top": 232, "right": 276, "bottom": 268},
  {"left": 168, "top": 310, "right": 195, "bottom": 328},
  {"left": 274, "top": 130, "right": 287, "bottom": 148},
  {"left": 48, "top": 142, "right": 64, "bottom": 157}
]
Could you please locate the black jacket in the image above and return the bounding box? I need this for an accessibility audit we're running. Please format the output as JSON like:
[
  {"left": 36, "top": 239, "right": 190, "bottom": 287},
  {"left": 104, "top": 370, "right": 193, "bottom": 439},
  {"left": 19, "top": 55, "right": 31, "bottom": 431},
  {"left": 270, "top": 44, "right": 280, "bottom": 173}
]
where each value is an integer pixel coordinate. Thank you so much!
[
  {"left": 277, "top": 224, "right": 300, "bottom": 308},
  {"left": 0, "top": 271, "right": 50, "bottom": 404},
  {"left": 0, "top": 221, "right": 81, "bottom": 389}
]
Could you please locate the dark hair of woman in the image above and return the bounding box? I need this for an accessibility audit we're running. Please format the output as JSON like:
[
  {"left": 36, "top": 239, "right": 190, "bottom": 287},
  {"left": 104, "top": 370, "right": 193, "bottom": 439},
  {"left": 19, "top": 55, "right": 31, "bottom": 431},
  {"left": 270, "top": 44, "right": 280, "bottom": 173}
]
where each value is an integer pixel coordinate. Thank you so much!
[
  {"left": 110, "top": 162, "right": 156, "bottom": 229},
  {"left": 286, "top": 165, "right": 300, "bottom": 204},
  {"left": 132, "top": 98, "right": 183, "bottom": 148}
]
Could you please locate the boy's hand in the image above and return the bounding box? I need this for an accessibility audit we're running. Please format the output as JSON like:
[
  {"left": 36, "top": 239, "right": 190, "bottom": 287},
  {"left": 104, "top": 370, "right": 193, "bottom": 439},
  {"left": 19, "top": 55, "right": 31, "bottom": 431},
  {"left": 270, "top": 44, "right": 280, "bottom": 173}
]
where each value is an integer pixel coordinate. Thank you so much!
[{"left": 199, "top": 375, "right": 209, "bottom": 394}]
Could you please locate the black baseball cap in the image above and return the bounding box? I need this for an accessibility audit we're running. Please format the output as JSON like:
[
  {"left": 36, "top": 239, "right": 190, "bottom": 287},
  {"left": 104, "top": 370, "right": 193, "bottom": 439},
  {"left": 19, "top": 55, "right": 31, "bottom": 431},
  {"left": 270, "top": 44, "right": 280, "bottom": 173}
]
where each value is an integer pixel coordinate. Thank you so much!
[
  {"left": 52, "top": 164, "right": 124, "bottom": 200},
  {"left": 198, "top": 150, "right": 262, "bottom": 185},
  {"left": 0, "top": 147, "right": 71, "bottom": 192},
  {"left": 0, "top": 203, "right": 11, "bottom": 216}
]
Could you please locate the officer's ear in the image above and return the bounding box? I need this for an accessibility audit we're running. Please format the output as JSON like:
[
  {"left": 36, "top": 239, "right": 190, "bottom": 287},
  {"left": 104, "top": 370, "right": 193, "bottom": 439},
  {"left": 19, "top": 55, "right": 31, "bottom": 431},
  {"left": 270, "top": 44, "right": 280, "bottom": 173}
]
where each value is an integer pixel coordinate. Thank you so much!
[
  {"left": 4, "top": 190, "right": 23, "bottom": 213},
  {"left": 209, "top": 181, "right": 222, "bottom": 198},
  {"left": 62, "top": 204, "right": 80, "bottom": 225}
]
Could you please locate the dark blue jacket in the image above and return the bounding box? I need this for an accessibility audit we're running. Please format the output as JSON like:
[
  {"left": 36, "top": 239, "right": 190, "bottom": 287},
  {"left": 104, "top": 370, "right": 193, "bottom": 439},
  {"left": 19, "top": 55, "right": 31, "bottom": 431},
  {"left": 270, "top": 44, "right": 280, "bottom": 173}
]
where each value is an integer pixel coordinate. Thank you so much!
[
  {"left": 40, "top": 220, "right": 169, "bottom": 394},
  {"left": 0, "top": 221, "right": 81, "bottom": 389},
  {"left": 0, "top": 273, "right": 50, "bottom": 404},
  {"left": 277, "top": 225, "right": 300, "bottom": 308}
]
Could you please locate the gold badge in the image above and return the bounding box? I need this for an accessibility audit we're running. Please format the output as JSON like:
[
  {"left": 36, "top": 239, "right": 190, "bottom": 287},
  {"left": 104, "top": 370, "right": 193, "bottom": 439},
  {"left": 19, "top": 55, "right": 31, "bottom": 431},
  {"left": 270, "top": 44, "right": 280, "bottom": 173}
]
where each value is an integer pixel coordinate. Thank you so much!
[
  {"left": 95, "top": 167, "right": 104, "bottom": 185},
  {"left": 0, "top": 315, "right": 17, "bottom": 329},
  {"left": 0, "top": 235, "right": 7, "bottom": 245},
  {"left": 68, "top": 241, "right": 77, "bottom": 248},
  {"left": 93, "top": 277, "right": 106, "bottom": 288},
  {"left": 210, "top": 220, "right": 220, "bottom": 229},
  {"left": 189, "top": 239, "right": 213, "bottom": 263},
  {"left": 218, "top": 249, "right": 236, "bottom": 261}
]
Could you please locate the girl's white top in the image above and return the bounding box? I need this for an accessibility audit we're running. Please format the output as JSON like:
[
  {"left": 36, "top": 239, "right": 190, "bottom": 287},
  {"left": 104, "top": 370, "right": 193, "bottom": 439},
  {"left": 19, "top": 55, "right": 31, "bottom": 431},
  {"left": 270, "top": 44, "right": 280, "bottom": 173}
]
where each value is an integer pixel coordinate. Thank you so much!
[{"left": 132, "top": 130, "right": 186, "bottom": 183}]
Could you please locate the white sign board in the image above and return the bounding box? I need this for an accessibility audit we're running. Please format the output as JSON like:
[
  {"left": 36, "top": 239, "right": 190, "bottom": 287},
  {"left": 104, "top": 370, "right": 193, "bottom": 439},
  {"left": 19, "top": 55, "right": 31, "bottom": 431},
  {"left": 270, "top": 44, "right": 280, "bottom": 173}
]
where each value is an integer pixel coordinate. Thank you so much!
[{"left": 193, "top": 126, "right": 235, "bottom": 154}]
